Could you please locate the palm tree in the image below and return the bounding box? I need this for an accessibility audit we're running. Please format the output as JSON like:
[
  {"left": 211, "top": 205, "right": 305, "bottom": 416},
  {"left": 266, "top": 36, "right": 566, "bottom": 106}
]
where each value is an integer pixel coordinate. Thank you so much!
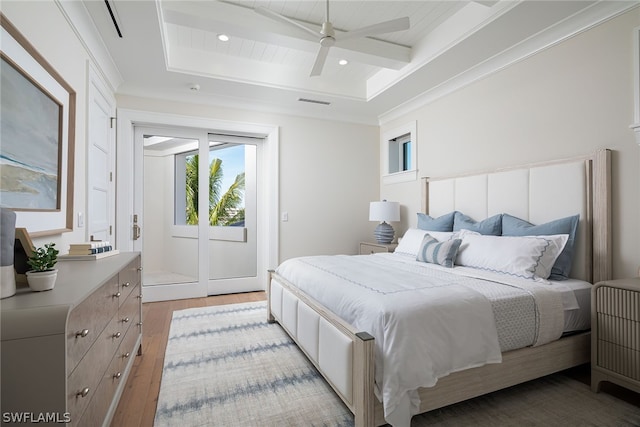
[{"left": 184, "top": 155, "right": 245, "bottom": 226}]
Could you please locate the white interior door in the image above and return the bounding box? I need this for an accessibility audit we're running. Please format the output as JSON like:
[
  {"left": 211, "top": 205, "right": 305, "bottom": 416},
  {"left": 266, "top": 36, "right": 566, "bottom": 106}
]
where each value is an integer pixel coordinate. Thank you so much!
[{"left": 87, "top": 67, "right": 115, "bottom": 243}]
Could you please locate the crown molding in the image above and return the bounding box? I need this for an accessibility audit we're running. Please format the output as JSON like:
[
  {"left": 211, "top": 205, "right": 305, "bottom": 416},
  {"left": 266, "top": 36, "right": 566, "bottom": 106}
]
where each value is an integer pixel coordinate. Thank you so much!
[{"left": 378, "top": 1, "right": 639, "bottom": 125}]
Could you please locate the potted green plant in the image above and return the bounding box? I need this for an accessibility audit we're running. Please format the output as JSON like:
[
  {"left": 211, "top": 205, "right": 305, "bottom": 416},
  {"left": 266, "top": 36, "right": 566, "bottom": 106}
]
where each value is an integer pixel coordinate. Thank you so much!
[{"left": 25, "top": 243, "right": 59, "bottom": 292}]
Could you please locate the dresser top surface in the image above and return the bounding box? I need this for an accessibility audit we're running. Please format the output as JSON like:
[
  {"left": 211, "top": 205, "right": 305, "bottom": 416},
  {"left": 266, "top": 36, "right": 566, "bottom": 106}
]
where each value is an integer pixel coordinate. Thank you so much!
[
  {"left": 1, "top": 252, "right": 140, "bottom": 340},
  {"left": 2, "top": 252, "right": 140, "bottom": 311}
]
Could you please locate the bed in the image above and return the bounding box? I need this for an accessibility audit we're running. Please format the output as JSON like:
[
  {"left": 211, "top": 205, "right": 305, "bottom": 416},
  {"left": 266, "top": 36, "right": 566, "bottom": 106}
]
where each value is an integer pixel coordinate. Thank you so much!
[{"left": 267, "top": 150, "right": 611, "bottom": 427}]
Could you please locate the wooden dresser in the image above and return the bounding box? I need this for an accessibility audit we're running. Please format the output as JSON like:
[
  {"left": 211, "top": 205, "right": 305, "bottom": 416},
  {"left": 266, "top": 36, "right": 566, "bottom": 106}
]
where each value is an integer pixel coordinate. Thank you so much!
[
  {"left": 591, "top": 277, "right": 640, "bottom": 394},
  {"left": 1, "top": 252, "right": 142, "bottom": 426}
]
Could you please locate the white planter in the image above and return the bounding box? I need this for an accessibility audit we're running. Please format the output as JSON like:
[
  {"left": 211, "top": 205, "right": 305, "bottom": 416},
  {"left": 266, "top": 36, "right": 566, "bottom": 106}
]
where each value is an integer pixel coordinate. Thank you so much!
[
  {"left": 0, "top": 265, "right": 16, "bottom": 298},
  {"left": 26, "top": 269, "right": 58, "bottom": 292}
]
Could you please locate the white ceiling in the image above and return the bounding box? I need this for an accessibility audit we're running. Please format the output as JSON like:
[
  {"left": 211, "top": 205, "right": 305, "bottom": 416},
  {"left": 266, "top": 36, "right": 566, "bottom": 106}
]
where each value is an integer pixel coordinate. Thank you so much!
[{"left": 80, "top": 0, "right": 638, "bottom": 124}]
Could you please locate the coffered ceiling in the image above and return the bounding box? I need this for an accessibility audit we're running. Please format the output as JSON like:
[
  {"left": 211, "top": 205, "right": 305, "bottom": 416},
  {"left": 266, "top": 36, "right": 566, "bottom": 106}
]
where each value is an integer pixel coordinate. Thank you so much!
[{"left": 80, "top": 0, "right": 637, "bottom": 124}]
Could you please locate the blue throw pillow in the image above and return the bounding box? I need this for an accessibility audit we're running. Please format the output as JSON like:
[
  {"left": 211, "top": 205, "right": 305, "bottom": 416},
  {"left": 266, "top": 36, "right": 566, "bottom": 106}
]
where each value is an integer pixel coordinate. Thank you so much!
[
  {"left": 501, "top": 214, "right": 579, "bottom": 280},
  {"left": 453, "top": 212, "right": 502, "bottom": 235},
  {"left": 416, "top": 212, "right": 455, "bottom": 231},
  {"left": 416, "top": 234, "right": 462, "bottom": 268}
]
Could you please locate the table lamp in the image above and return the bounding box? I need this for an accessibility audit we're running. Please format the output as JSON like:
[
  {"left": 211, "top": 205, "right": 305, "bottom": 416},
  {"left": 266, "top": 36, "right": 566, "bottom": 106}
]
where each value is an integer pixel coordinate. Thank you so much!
[{"left": 369, "top": 200, "right": 400, "bottom": 244}]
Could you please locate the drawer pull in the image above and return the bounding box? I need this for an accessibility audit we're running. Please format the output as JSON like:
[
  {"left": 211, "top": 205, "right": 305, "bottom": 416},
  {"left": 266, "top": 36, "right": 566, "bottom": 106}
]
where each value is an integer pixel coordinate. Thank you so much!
[
  {"left": 136, "top": 294, "right": 143, "bottom": 299},
  {"left": 113, "top": 331, "right": 122, "bottom": 339},
  {"left": 122, "top": 282, "right": 131, "bottom": 288},
  {"left": 123, "top": 352, "right": 131, "bottom": 359},
  {"left": 77, "top": 387, "right": 90, "bottom": 398},
  {"left": 122, "top": 317, "right": 130, "bottom": 323},
  {"left": 113, "top": 291, "right": 121, "bottom": 298},
  {"left": 137, "top": 321, "right": 143, "bottom": 327},
  {"left": 137, "top": 267, "right": 143, "bottom": 272},
  {"left": 75, "top": 329, "right": 90, "bottom": 338},
  {"left": 113, "top": 372, "right": 122, "bottom": 380}
]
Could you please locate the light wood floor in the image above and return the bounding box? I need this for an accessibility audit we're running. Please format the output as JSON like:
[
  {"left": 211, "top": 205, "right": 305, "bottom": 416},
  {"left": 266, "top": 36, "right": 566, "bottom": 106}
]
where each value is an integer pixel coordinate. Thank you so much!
[
  {"left": 110, "top": 291, "right": 266, "bottom": 427},
  {"left": 110, "top": 291, "right": 639, "bottom": 426}
]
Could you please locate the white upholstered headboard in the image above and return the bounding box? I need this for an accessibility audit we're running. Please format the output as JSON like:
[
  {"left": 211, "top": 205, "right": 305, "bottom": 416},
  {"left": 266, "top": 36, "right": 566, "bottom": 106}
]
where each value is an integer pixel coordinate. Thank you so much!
[{"left": 422, "top": 149, "right": 611, "bottom": 283}]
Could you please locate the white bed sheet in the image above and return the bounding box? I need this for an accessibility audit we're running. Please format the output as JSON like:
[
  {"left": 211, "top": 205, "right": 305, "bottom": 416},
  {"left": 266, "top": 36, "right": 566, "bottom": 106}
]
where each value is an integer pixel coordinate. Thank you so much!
[
  {"left": 275, "top": 252, "right": 568, "bottom": 427},
  {"left": 549, "top": 278, "right": 592, "bottom": 332}
]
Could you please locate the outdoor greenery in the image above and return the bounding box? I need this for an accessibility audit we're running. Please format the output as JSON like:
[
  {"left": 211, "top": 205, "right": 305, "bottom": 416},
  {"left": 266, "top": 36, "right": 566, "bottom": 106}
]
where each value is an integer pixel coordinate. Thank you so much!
[
  {"left": 27, "top": 243, "right": 59, "bottom": 272},
  {"left": 185, "top": 155, "right": 245, "bottom": 226}
]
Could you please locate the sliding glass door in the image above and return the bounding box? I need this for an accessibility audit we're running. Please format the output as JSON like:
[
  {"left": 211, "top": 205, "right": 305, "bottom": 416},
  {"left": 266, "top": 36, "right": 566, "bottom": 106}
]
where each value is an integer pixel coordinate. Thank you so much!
[
  {"left": 139, "top": 129, "right": 202, "bottom": 290},
  {"left": 133, "top": 126, "right": 263, "bottom": 297},
  {"left": 207, "top": 135, "right": 260, "bottom": 294}
]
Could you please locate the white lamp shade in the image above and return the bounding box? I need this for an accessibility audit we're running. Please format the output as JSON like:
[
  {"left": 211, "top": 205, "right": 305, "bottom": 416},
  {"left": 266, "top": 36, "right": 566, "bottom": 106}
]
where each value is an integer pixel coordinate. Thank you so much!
[{"left": 369, "top": 201, "right": 400, "bottom": 222}]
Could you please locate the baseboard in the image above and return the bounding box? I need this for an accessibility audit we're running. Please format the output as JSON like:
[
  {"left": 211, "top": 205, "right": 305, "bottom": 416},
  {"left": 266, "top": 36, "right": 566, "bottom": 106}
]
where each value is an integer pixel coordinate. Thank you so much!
[{"left": 141, "top": 282, "right": 205, "bottom": 302}]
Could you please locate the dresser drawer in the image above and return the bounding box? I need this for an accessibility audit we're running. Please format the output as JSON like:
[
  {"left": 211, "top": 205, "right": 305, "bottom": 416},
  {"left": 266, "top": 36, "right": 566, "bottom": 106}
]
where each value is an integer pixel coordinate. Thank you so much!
[
  {"left": 67, "top": 276, "right": 119, "bottom": 370},
  {"left": 596, "top": 286, "right": 640, "bottom": 321},
  {"left": 118, "top": 306, "right": 141, "bottom": 372},
  {"left": 597, "top": 340, "right": 640, "bottom": 382},
  {"left": 118, "top": 283, "right": 141, "bottom": 336},
  {"left": 67, "top": 314, "right": 122, "bottom": 421},
  {"left": 118, "top": 258, "right": 141, "bottom": 306},
  {"left": 74, "top": 350, "right": 122, "bottom": 427}
]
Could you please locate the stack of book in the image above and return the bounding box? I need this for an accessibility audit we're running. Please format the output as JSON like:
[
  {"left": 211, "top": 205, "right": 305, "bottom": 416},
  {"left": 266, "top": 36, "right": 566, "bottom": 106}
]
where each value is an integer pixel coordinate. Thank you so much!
[
  {"left": 59, "top": 241, "right": 119, "bottom": 261},
  {"left": 68, "top": 241, "right": 113, "bottom": 255}
]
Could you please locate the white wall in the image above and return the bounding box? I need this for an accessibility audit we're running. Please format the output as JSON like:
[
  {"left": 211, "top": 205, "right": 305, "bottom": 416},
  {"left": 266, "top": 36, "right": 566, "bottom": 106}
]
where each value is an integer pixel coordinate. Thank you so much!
[
  {"left": 380, "top": 8, "right": 640, "bottom": 279},
  {"left": 2, "top": 1, "right": 94, "bottom": 252}
]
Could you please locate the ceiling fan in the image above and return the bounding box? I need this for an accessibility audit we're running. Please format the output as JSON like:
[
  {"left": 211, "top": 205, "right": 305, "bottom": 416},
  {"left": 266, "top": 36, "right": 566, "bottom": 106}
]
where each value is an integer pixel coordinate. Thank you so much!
[{"left": 255, "top": 0, "right": 410, "bottom": 77}]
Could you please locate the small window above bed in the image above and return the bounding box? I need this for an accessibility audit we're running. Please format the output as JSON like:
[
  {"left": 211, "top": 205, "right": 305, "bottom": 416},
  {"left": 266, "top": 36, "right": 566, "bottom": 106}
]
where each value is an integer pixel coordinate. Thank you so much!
[{"left": 382, "top": 121, "right": 417, "bottom": 184}]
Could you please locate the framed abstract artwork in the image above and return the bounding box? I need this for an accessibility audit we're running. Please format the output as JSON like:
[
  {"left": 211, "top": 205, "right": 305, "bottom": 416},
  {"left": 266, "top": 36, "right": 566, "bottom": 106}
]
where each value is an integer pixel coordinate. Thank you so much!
[{"left": 0, "top": 14, "right": 75, "bottom": 236}]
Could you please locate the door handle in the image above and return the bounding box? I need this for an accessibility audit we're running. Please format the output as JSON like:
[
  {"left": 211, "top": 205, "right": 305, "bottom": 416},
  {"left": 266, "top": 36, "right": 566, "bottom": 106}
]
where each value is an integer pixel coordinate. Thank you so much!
[{"left": 133, "top": 214, "right": 141, "bottom": 240}]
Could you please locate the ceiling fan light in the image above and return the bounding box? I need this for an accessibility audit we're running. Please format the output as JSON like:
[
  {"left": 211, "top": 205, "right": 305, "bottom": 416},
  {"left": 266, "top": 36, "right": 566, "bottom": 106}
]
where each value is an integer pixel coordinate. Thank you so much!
[{"left": 217, "top": 34, "right": 230, "bottom": 42}]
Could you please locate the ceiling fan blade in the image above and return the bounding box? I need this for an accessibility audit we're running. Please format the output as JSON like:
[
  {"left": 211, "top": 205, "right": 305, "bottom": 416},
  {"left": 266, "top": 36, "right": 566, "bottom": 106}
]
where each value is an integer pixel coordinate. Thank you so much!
[
  {"left": 310, "top": 45, "right": 331, "bottom": 77},
  {"left": 338, "top": 16, "right": 410, "bottom": 42},
  {"left": 255, "top": 7, "right": 322, "bottom": 39}
]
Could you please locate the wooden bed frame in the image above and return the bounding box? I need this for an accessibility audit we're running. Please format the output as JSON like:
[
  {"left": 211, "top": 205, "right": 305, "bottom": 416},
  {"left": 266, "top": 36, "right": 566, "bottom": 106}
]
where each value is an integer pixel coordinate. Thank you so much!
[{"left": 267, "top": 149, "right": 612, "bottom": 427}]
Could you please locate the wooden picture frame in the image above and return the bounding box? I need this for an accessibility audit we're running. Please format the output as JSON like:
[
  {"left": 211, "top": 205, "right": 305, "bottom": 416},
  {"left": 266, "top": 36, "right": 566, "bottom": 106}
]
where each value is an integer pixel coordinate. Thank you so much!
[{"left": 0, "top": 14, "right": 75, "bottom": 236}]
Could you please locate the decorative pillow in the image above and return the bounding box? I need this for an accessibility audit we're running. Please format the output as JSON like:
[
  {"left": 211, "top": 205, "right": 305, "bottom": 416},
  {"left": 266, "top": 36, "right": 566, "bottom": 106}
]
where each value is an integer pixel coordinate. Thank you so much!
[
  {"left": 416, "top": 234, "right": 462, "bottom": 268},
  {"left": 453, "top": 212, "right": 502, "bottom": 235},
  {"left": 395, "top": 229, "right": 456, "bottom": 257},
  {"left": 455, "top": 234, "right": 569, "bottom": 280},
  {"left": 501, "top": 214, "right": 579, "bottom": 280},
  {"left": 417, "top": 211, "right": 455, "bottom": 231}
]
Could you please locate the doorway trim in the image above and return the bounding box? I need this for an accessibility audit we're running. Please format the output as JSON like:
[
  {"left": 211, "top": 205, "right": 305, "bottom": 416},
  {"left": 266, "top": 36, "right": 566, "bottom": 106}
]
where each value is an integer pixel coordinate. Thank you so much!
[{"left": 116, "top": 109, "right": 279, "bottom": 301}]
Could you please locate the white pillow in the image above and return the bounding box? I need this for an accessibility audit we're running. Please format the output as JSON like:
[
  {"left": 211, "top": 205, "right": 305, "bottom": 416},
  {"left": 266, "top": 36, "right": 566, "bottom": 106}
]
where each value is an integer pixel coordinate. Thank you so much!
[
  {"left": 395, "top": 228, "right": 456, "bottom": 257},
  {"left": 455, "top": 234, "right": 569, "bottom": 280}
]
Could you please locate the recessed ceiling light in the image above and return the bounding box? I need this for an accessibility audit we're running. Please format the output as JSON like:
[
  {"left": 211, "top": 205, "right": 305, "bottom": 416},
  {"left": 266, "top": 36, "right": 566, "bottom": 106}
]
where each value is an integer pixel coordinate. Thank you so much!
[
  {"left": 217, "top": 34, "right": 230, "bottom": 42},
  {"left": 338, "top": 59, "right": 348, "bottom": 66}
]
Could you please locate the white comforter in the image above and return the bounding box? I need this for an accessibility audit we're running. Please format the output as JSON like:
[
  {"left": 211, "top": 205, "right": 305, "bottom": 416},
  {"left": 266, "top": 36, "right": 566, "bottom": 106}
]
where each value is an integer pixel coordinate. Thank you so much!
[{"left": 275, "top": 253, "right": 565, "bottom": 427}]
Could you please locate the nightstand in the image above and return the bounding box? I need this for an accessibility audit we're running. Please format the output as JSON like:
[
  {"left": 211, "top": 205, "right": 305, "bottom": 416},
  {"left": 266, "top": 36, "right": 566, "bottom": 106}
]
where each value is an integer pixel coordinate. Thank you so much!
[
  {"left": 591, "top": 277, "right": 640, "bottom": 394},
  {"left": 359, "top": 242, "right": 397, "bottom": 255}
]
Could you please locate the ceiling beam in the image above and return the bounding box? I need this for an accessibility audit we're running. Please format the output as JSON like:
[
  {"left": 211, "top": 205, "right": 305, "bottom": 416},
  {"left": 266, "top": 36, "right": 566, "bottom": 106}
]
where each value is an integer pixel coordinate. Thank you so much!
[{"left": 160, "top": 1, "right": 411, "bottom": 70}]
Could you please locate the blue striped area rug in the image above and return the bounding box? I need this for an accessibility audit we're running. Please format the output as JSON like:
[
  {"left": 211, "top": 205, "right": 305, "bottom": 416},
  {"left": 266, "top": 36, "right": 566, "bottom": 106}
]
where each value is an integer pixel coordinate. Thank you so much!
[
  {"left": 154, "top": 301, "right": 353, "bottom": 426},
  {"left": 154, "top": 302, "right": 640, "bottom": 427}
]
